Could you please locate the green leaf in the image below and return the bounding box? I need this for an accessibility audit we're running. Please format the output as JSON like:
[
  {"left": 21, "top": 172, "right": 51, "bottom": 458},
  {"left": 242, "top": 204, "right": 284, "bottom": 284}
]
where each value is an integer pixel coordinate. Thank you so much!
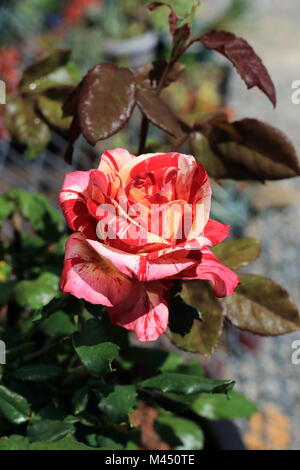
[
  {"left": 14, "top": 272, "right": 60, "bottom": 310},
  {"left": 0, "top": 195, "right": 14, "bottom": 223},
  {"left": 29, "top": 435, "right": 111, "bottom": 450},
  {"left": 6, "top": 343, "right": 35, "bottom": 362},
  {"left": 189, "top": 132, "right": 228, "bottom": 179},
  {"left": 0, "top": 280, "right": 16, "bottom": 306},
  {"left": 20, "top": 50, "right": 79, "bottom": 94},
  {"left": 168, "top": 281, "right": 223, "bottom": 355},
  {"left": 122, "top": 347, "right": 184, "bottom": 374},
  {"left": 175, "top": 360, "right": 204, "bottom": 377},
  {"left": 5, "top": 189, "right": 64, "bottom": 235},
  {"left": 139, "top": 372, "right": 234, "bottom": 395},
  {"left": 224, "top": 273, "right": 300, "bottom": 335},
  {"left": 0, "top": 435, "right": 30, "bottom": 450},
  {"left": 27, "top": 419, "right": 75, "bottom": 442},
  {"left": 5, "top": 96, "right": 51, "bottom": 159},
  {"left": 37, "top": 95, "right": 72, "bottom": 130},
  {"left": 0, "top": 435, "right": 111, "bottom": 450},
  {"left": 211, "top": 237, "right": 261, "bottom": 269},
  {"left": 41, "top": 311, "right": 77, "bottom": 338},
  {"left": 13, "top": 364, "right": 63, "bottom": 382},
  {"left": 78, "top": 64, "right": 136, "bottom": 145},
  {"left": 98, "top": 385, "right": 137, "bottom": 424},
  {"left": 136, "top": 88, "right": 183, "bottom": 137},
  {"left": 20, "top": 50, "right": 71, "bottom": 91},
  {"left": 0, "top": 385, "right": 30, "bottom": 424},
  {"left": 72, "top": 387, "right": 89, "bottom": 415},
  {"left": 73, "top": 319, "right": 119, "bottom": 376},
  {"left": 155, "top": 414, "right": 204, "bottom": 450},
  {"left": 191, "top": 391, "right": 257, "bottom": 420},
  {"left": 6, "top": 190, "right": 43, "bottom": 229}
]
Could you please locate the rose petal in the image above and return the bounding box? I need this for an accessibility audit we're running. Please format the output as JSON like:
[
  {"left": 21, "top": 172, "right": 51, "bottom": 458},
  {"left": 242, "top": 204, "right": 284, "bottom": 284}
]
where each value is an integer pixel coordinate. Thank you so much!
[
  {"left": 108, "top": 281, "right": 169, "bottom": 341},
  {"left": 181, "top": 247, "right": 240, "bottom": 297},
  {"left": 60, "top": 233, "right": 140, "bottom": 306},
  {"left": 59, "top": 170, "right": 96, "bottom": 238},
  {"left": 204, "top": 219, "right": 231, "bottom": 246},
  {"left": 98, "top": 148, "right": 135, "bottom": 175},
  {"left": 86, "top": 238, "right": 198, "bottom": 282}
]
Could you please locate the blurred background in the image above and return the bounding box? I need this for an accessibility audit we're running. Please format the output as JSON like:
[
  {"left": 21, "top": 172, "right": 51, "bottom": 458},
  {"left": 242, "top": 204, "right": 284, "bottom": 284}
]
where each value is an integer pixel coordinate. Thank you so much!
[{"left": 0, "top": 0, "right": 300, "bottom": 450}]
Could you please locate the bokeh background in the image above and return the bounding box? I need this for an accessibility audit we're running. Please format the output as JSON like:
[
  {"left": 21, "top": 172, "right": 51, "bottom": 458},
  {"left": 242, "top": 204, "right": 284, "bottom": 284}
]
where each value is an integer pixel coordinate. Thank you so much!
[{"left": 1, "top": 0, "right": 300, "bottom": 450}]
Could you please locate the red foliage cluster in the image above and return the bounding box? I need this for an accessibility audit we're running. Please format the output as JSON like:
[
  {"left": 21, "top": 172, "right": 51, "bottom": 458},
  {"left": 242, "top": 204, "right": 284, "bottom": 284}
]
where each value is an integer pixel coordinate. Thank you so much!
[
  {"left": 0, "top": 47, "right": 21, "bottom": 93},
  {"left": 63, "top": 0, "right": 102, "bottom": 26}
]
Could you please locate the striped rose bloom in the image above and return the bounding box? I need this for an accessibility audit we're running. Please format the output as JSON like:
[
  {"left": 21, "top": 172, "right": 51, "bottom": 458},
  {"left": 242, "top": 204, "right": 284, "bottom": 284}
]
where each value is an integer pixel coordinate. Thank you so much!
[{"left": 59, "top": 148, "right": 239, "bottom": 341}]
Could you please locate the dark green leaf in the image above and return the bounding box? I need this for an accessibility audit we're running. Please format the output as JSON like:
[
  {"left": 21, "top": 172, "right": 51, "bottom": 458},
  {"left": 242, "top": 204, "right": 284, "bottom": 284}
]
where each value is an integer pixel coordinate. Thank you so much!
[
  {"left": 139, "top": 372, "right": 234, "bottom": 394},
  {"left": 0, "top": 385, "right": 30, "bottom": 424},
  {"left": 211, "top": 237, "right": 261, "bottom": 269},
  {"left": 72, "top": 387, "right": 89, "bottom": 415},
  {"left": 224, "top": 274, "right": 300, "bottom": 335},
  {"left": 78, "top": 64, "right": 136, "bottom": 145},
  {"left": 122, "top": 347, "right": 184, "bottom": 374},
  {"left": 0, "top": 281, "right": 16, "bottom": 306},
  {"left": 27, "top": 419, "right": 75, "bottom": 442},
  {"left": 98, "top": 385, "right": 137, "bottom": 424},
  {"left": 13, "top": 364, "right": 63, "bottom": 382},
  {"left": 73, "top": 319, "right": 119, "bottom": 376},
  {"left": 29, "top": 435, "right": 111, "bottom": 450}
]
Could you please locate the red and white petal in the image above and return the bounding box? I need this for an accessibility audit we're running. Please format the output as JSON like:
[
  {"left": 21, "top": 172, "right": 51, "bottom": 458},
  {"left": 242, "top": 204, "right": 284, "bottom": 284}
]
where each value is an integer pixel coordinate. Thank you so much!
[
  {"left": 60, "top": 233, "right": 139, "bottom": 306},
  {"left": 181, "top": 247, "right": 239, "bottom": 297},
  {"left": 86, "top": 239, "right": 197, "bottom": 282},
  {"left": 107, "top": 281, "right": 169, "bottom": 341},
  {"left": 119, "top": 152, "right": 180, "bottom": 185},
  {"left": 59, "top": 170, "right": 96, "bottom": 237},
  {"left": 98, "top": 148, "right": 135, "bottom": 176},
  {"left": 204, "top": 219, "right": 231, "bottom": 246}
]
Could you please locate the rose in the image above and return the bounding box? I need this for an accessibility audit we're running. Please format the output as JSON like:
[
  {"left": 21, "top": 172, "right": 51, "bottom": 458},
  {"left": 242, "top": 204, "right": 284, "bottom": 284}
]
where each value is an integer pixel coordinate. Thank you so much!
[{"left": 59, "top": 148, "right": 239, "bottom": 341}]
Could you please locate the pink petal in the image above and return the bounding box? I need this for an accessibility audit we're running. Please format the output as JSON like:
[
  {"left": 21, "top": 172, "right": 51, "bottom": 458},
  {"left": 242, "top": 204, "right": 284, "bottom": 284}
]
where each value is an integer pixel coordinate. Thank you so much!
[
  {"left": 107, "top": 281, "right": 169, "bottom": 341},
  {"left": 59, "top": 170, "right": 96, "bottom": 238},
  {"left": 86, "top": 239, "right": 197, "bottom": 282},
  {"left": 204, "top": 219, "right": 231, "bottom": 246},
  {"left": 60, "top": 233, "right": 140, "bottom": 306},
  {"left": 181, "top": 247, "right": 240, "bottom": 297}
]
